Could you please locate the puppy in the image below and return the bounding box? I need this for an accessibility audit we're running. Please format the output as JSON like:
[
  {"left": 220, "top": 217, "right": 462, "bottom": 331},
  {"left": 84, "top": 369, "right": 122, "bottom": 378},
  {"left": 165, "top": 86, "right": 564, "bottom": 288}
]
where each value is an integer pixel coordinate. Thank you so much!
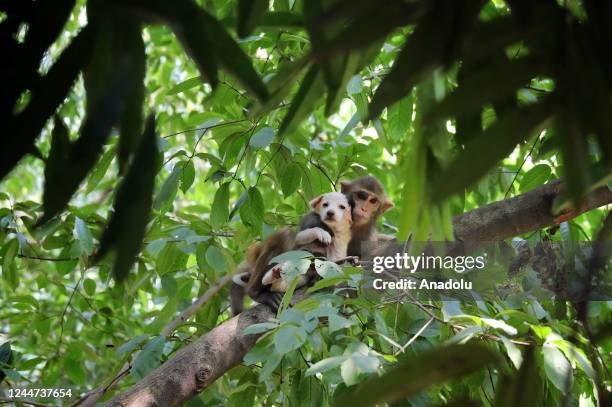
[{"left": 262, "top": 192, "right": 354, "bottom": 292}]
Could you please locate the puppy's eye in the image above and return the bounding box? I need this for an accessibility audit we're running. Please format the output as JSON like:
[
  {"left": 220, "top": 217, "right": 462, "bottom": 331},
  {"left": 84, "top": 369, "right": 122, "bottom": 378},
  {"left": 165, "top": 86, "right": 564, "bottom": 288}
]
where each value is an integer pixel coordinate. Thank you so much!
[
  {"left": 322, "top": 202, "right": 329, "bottom": 207},
  {"left": 339, "top": 205, "right": 346, "bottom": 210}
]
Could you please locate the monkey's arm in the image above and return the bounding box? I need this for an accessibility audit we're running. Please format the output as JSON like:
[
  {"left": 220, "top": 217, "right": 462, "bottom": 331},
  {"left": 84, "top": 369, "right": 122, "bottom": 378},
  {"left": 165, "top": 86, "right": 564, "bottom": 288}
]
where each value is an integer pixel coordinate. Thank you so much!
[
  {"left": 296, "top": 212, "right": 334, "bottom": 246},
  {"left": 295, "top": 227, "right": 332, "bottom": 246}
]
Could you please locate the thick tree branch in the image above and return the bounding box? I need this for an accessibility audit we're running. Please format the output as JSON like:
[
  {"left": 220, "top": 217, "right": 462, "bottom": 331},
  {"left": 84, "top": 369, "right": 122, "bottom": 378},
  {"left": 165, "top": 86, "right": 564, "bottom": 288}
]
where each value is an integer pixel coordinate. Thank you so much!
[
  {"left": 102, "top": 179, "right": 612, "bottom": 407},
  {"left": 453, "top": 180, "right": 611, "bottom": 241}
]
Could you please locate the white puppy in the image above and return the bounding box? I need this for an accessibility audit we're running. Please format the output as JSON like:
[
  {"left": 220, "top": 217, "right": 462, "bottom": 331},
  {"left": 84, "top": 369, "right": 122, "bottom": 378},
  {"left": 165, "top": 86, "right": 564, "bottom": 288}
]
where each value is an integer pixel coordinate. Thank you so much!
[{"left": 262, "top": 192, "right": 354, "bottom": 292}]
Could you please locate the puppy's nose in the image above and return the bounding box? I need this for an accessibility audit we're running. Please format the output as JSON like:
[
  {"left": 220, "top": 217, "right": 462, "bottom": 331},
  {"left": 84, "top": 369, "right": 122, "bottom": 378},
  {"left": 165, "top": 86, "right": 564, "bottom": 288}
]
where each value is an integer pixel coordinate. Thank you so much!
[{"left": 326, "top": 210, "right": 335, "bottom": 218}]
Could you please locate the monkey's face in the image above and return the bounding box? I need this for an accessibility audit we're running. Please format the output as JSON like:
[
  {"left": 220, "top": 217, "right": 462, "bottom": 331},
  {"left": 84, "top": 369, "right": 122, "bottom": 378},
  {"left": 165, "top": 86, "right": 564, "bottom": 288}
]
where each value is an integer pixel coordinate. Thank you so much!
[
  {"left": 349, "top": 189, "right": 382, "bottom": 226},
  {"left": 310, "top": 192, "right": 352, "bottom": 226}
]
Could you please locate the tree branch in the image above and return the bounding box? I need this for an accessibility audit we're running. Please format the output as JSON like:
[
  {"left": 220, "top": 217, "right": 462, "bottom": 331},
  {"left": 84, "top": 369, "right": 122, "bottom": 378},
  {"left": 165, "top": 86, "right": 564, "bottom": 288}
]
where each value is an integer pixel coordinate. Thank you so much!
[
  {"left": 102, "top": 179, "right": 612, "bottom": 406},
  {"left": 453, "top": 179, "right": 611, "bottom": 241},
  {"left": 161, "top": 274, "right": 233, "bottom": 337}
]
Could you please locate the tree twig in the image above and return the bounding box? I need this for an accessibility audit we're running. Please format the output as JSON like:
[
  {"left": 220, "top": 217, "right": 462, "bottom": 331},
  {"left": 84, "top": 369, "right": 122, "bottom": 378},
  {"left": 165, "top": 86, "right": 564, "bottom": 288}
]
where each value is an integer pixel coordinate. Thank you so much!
[{"left": 161, "top": 274, "right": 234, "bottom": 337}]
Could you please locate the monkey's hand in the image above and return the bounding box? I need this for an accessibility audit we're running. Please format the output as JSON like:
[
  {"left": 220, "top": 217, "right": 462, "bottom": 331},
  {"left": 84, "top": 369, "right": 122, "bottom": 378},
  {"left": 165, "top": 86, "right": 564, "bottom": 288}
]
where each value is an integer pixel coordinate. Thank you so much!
[
  {"left": 296, "top": 227, "right": 332, "bottom": 246},
  {"left": 335, "top": 256, "right": 360, "bottom": 266}
]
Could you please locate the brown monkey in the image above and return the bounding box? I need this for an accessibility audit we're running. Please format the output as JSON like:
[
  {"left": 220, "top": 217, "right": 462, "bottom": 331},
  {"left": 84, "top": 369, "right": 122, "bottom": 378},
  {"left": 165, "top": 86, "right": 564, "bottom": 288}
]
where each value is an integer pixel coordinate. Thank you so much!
[{"left": 341, "top": 176, "right": 394, "bottom": 257}]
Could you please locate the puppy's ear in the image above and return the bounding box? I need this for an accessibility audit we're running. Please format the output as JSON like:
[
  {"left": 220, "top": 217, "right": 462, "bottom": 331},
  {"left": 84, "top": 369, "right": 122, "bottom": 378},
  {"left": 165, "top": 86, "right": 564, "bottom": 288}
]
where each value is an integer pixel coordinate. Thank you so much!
[
  {"left": 382, "top": 198, "right": 394, "bottom": 213},
  {"left": 340, "top": 181, "right": 350, "bottom": 193},
  {"left": 309, "top": 195, "right": 323, "bottom": 210}
]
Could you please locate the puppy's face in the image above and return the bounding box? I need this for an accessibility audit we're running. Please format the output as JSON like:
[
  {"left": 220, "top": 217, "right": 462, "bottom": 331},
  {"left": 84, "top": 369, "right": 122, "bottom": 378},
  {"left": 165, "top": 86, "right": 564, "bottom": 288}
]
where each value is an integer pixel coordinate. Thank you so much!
[{"left": 309, "top": 192, "right": 352, "bottom": 225}]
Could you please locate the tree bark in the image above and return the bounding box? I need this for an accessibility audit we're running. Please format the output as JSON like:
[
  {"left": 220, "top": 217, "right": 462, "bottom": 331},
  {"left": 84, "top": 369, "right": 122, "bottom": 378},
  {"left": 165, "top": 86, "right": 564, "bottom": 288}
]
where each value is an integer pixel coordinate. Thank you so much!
[
  {"left": 103, "top": 180, "right": 612, "bottom": 407},
  {"left": 453, "top": 180, "right": 611, "bottom": 241}
]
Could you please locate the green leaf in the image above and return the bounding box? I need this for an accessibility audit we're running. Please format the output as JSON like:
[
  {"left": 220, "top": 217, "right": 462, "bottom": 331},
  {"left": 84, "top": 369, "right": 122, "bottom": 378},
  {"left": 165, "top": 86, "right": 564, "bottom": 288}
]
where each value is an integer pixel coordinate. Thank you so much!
[
  {"left": 153, "top": 164, "right": 181, "bottom": 213},
  {"left": 39, "top": 35, "right": 133, "bottom": 224},
  {"left": 243, "top": 322, "right": 279, "bottom": 335},
  {"left": 369, "top": 1, "right": 482, "bottom": 118},
  {"left": 325, "top": 53, "right": 361, "bottom": 116},
  {"left": 494, "top": 347, "right": 541, "bottom": 407},
  {"left": 118, "top": 23, "right": 146, "bottom": 173},
  {"left": 431, "top": 100, "right": 552, "bottom": 203},
  {"left": 313, "top": 259, "right": 342, "bottom": 278},
  {"left": 237, "top": 0, "right": 268, "bottom": 38},
  {"left": 41, "top": 116, "right": 71, "bottom": 223},
  {"left": 279, "top": 162, "right": 301, "bottom": 197},
  {"left": 239, "top": 187, "right": 264, "bottom": 233},
  {"left": 269, "top": 250, "right": 313, "bottom": 265},
  {"left": 86, "top": 145, "right": 116, "bottom": 193},
  {"left": 96, "top": 115, "right": 159, "bottom": 281},
  {"left": 259, "top": 11, "right": 303, "bottom": 28},
  {"left": 520, "top": 164, "right": 551, "bottom": 193},
  {"left": 249, "top": 126, "right": 275, "bottom": 148},
  {"left": 63, "top": 358, "right": 86, "bottom": 385},
  {"left": 83, "top": 278, "right": 96, "bottom": 296},
  {"left": 210, "top": 182, "right": 230, "bottom": 229},
  {"left": 314, "top": 1, "right": 418, "bottom": 57},
  {"left": 172, "top": 1, "right": 268, "bottom": 101},
  {"left": 116, "top": 334, "right": 149, "bottom": 357},
  {"left": 161, "top": 274, "right": 178, "bottom": 297},
  {"left": 278, "top": 65, "right": 325, "bottom": 137},
  {"left": 156, "top": 244, "right": 188, "bottom": 275},
  {"left": 2, "top": 239, "right": 19, "bottom": 290},
  {"left": 132, "top": 336, "right": 166, "bottom": 380},
  {"left": 73, "top": 217, "right": 94, "bottom": 256},
  {"left": 387, "top": 95, "right": 413, "bottom": 140},
  {"left": 306, "top": 356, "right": 345, "bottom": 376},
  {"left": 427, "top": 57, "right": 547, "bottom": 124},
  {"left": 169, "top": 2, "right": 219, "bottom": 88},
  {"left": 252, "top": 57, "right": 310, "bottom": 117},
  {"left": 274, "top": 325, "right": 307, "bottom": 354},
  {"left": 0, "top": 341, "right": 13, "bottom": 383},
  {"left": 205, "top": 246, "right": 227, "bottom": 273},
  {"left": 167, "top": 76, "right": 203, "bottom": 95},
  {"left": 336, "top": 343, "right": 500, "bottom": 407},
  {"left": 180, "top": 160, "right": 196, "bottom": 193},
  {"left": 542, "top": 344, "right": 572, "bottom": 393}
]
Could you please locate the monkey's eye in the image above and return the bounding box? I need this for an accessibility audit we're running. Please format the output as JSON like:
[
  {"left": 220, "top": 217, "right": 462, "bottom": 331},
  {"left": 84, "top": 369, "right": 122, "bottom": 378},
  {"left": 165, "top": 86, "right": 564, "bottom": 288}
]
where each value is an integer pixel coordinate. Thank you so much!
[
  {"left": 370, "top": 197, "right": 378, "bottom": 204},
  {"left": 356, "top": 191, "right": 368, "bottom": 200},
  {"left": 339, "top": 205, "right": 346, "bottom": 210},
  {"left": 322, "top": 202, "right": 329, "bottom": 207}
]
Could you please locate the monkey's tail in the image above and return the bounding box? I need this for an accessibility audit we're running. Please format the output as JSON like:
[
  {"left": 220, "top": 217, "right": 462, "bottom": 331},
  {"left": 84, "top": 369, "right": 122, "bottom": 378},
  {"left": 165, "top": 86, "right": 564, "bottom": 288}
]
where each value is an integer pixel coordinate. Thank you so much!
[{"left": 230, "top": 272, "right": 250, "bottom": 316}]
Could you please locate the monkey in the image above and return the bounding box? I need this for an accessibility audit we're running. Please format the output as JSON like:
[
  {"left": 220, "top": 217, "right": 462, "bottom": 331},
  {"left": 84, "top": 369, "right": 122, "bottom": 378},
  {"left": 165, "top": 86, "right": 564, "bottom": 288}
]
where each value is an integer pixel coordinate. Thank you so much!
[
  {"left": 260, "top": 192, "right": 354, "bottom": 295},
  {"left": 230, "top": 176, "right": 394, "bottom": 314},
  {"left": 340, "top": 176, "right": 395, "bottom": 257}
]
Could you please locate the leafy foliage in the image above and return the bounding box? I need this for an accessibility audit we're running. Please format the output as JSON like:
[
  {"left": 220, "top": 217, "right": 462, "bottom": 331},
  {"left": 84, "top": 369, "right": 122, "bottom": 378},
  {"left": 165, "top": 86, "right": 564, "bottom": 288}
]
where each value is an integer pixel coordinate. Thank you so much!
[{"left": 0, "top": 0, "right": 610, "bottom": 406}]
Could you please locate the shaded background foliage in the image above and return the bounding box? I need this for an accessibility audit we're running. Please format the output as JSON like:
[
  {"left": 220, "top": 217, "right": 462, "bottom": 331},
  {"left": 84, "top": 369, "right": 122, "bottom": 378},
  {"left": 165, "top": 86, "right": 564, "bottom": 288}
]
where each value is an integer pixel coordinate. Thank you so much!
[{"left": 0, "top": 0, "right": 610, "bottom": 405}]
